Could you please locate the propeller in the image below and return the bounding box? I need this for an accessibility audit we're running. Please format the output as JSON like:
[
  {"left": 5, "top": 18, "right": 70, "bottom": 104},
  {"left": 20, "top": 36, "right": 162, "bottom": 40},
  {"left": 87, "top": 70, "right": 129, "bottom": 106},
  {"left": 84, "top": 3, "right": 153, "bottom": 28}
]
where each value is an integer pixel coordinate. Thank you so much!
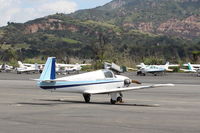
[{"left": 131, "top": 80, "right": 141, "bottom": 84}]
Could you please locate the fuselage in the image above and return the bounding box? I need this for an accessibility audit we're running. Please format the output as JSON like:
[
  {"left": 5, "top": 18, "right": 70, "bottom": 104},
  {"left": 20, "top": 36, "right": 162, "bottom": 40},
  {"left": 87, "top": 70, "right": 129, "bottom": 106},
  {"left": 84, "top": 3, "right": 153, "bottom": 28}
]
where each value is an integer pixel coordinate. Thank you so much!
[
  {"left": 38, "top": 70, "right": 127, "bottom": 94},
  {"left": 141, "top": 65, "right": 165, "bottom": 73}
]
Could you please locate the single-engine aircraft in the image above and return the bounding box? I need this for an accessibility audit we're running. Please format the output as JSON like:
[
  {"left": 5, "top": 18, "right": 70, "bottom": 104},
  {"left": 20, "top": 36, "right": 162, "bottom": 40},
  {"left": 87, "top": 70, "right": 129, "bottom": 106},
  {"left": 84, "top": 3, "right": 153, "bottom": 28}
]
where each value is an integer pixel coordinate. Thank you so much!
[
  {"left": 0, "top": 64, "right": 13, "bottom": 72},
  {"left": 56, "top": 63, "right": 82, "bottom": 74},
  {"left": 180, "top": 62, "right": 200, "bottom": 73},
  {"left": 182, "top": 63, "right": 200, "bottom": 71},
  {"left": 16, "top": 61, "right": 40, "bottom": 74},
  {"left": 36, "top": 57, "right": 174, "bottom": 104},
  {"left": 137, "top": 63, "right": 169, "bottom": 76}
]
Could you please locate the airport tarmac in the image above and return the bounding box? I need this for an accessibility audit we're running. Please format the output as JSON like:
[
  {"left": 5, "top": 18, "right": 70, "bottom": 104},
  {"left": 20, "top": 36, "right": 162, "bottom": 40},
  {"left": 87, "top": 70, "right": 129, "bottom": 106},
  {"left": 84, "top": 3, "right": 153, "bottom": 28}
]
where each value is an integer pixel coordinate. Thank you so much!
[{"left": 0, "top": 72, "right": 199, "bottom": 133}]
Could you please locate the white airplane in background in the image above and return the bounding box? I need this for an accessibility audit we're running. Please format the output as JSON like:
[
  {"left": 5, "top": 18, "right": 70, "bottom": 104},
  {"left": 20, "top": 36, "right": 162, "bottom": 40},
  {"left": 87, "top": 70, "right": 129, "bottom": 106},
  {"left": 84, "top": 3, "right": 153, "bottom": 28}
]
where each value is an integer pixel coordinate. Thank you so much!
[
  {"left": 136, "top": 62, "right": 177, "bottom": 72},
  {"left": 18, "top": 61, "right": 44, "bottom": 71},
  {"left": 180, "top": 62, "right": 200, "bottom": 73},
  {"left": 137, "top": 62, "right": 172, "bottom": 76},
  {"left": 56, "top": 63, "right": 90, "bottom": 74},
  {"left": 182, "top": 63, "right": 200, "bottom": 70},
  {"left": 0, "top": 64, "right": 13, "bottom": 72},
  {"left": 16, "top": 61, "right": 40, "bottom": 74},
  {"left": 56, "top": 63, "right": 82, "bottom": 74},
  {"left": 35, "top": 57, "right": 174, "bottom": 104}
]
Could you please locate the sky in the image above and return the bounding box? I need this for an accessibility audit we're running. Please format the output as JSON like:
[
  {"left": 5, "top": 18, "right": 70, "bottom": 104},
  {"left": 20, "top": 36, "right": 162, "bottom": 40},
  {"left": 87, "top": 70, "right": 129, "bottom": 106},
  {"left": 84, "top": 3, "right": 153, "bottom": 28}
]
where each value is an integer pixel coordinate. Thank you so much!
[{"left": 0, "top": 0, "right": 112, "bottom": 26}]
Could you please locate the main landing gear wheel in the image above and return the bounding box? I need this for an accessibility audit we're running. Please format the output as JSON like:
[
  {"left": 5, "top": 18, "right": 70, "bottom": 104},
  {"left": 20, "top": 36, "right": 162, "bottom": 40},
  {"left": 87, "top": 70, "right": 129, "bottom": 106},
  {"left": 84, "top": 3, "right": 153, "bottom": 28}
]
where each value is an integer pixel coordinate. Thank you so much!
[
  {"left": 83, "top": 94, "right": 91, "bottom": 103},
  {"left": 117, "top": 96, "right": 123, "bottom": 103},
  {"left": 110, "top": 99, "right": 116, "bottom": 104}
]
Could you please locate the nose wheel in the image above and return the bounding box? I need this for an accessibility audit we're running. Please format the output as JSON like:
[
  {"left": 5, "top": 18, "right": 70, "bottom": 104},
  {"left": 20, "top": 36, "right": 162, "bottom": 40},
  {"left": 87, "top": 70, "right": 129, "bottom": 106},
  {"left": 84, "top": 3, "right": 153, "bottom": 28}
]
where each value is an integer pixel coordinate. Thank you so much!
[{"left": 110, "top": 96, "right": 123, "bottom": 104}]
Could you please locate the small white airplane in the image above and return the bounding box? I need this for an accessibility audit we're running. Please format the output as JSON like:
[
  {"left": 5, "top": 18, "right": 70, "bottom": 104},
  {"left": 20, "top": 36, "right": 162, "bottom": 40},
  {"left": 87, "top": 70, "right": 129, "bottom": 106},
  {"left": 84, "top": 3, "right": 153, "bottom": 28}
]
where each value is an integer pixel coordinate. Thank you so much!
[
  {"left": 56, "top": 63, "right": 82, "bottom": 74},
  {"left": 18, "top": 61, "right": 44, "bottom": 71},
  {"left": 180, "top": 62, "right": 199, "bottom": 73},
  {"left": 35, "top": 57, "right": 174, "bottom": 104},
  {"left": 16, "top": 61, "right": 40, "bottom": 74},
  {"left": 0, "top": 64, "right": 13, "bottom": 72},
  {"left": 136, "top": 62, "right": 178, "bottom": 71},
  {"left": 182, "top": 63, "right": 200, "bottom": 70},
  {"left": 137, "top": 62, "right": 171, "bottom": 76}
]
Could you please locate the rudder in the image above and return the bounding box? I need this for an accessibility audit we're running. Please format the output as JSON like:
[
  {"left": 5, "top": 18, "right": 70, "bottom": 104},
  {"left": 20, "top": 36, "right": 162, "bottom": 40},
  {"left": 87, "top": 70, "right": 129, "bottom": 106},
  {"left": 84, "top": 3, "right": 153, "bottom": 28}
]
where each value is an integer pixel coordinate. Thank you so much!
[{"left": 39, "top": 57, "right": 56, "bottom": 80}]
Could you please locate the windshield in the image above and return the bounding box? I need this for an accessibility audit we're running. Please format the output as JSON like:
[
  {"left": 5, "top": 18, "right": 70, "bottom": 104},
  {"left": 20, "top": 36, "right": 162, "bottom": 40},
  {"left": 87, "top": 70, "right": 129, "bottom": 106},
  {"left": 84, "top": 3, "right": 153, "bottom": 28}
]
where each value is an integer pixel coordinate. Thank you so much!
[{"left": 104, "top": 70, "right": 114, "bottom": 78}]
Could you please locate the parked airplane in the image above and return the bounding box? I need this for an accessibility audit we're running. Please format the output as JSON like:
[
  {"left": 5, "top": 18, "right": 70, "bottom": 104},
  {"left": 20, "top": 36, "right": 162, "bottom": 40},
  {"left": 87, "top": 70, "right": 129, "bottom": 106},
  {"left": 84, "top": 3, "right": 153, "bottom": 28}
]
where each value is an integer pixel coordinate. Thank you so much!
[
  {"left": 56, "top": 63, "right": 91, "bottom": 75},
  {"left": 180, "top": 62, "right": 200, "bottom": 73},
  {"left": 18, "top": 61, "right": 44, "bottom": 72},
  {"left": 137, "top": 62, "right": 171, "bottom": 76},
  {"left": 0, "top": 64, "right": 13, "bottom": 72},
  {"left": 16, "top": 61, "right": 40, "bottom": 74},
  {"left": 136, "top": 62, "right": 178, "bottom": 72},
  {"left": 56, "top": 63, "right": 82, "bottom": 74},
  {"left": 182, "top": 63, "right": 200, "bottom": 70},
  {"left": 35, "top": 57, "right": 174, "bottom": 104}
]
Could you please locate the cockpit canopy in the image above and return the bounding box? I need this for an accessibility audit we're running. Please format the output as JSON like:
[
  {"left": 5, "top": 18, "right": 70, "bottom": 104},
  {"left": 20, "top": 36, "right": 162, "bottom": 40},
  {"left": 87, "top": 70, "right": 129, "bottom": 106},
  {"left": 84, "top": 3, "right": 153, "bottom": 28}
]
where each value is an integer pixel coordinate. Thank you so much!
[{"left": 103, "top": 70, "right": 115, "bottom": 78}]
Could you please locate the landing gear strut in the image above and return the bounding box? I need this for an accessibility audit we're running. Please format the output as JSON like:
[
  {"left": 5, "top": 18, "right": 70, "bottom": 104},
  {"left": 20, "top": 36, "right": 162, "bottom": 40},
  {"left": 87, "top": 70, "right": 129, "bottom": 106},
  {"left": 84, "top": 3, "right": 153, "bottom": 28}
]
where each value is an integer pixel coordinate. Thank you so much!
[{"left": 83, "top": 94, "right": 91, "bottom": 103}]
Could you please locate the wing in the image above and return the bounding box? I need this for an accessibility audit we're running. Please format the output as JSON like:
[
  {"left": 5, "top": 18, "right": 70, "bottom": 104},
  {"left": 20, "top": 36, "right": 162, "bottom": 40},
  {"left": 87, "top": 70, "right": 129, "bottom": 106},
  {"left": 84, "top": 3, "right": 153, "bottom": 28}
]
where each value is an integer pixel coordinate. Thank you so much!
[{"left": 84, "top": 84, "right": 174, "bottom": 94}]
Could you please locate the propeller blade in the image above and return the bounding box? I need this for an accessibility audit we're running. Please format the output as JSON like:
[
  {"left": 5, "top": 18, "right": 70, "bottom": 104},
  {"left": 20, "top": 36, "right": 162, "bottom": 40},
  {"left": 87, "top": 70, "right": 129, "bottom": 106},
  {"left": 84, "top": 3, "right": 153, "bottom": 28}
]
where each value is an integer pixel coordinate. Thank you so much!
[{"left": 132, "top": 80, "right": 141, "bottom": 84}]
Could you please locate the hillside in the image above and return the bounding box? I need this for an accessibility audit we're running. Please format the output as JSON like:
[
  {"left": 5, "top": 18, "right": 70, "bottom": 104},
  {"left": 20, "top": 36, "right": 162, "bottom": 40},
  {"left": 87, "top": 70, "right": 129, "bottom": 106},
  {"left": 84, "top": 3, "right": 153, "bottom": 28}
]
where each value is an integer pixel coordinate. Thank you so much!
[
  {"left": 0, "top": 0, "right": 200, "bottom": 65},
  {"left": 70, "top": 0, "right": 200, "bottom": 39}
]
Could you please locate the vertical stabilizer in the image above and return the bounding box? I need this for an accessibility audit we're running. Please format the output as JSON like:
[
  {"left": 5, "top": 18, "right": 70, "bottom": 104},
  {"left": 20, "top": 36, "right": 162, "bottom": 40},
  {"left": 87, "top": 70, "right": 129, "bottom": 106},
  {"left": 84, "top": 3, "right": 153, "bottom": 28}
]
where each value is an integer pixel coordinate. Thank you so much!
[
  {"left": 141, "top": 63, "right": 146, "bottom": 68},
  {"left": 39, "top": 57, "right": 56, "bottom": 80},
  {"left": 165, "top": 62, "right": 169, "bottom": 69},
  {"left": 18, "top": 61, "right": 25, "bottom": 68},
  {"left": 188, "top": 62, "right": 194, "bottom": 71}
]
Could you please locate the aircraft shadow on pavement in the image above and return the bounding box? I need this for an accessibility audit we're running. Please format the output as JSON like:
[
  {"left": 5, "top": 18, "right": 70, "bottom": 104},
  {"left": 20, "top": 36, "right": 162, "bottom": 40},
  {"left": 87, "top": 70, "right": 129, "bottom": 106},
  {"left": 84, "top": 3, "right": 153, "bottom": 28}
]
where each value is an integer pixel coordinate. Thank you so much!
[{"left": 17, "top": 99, "right": 159, "bottom": 107}]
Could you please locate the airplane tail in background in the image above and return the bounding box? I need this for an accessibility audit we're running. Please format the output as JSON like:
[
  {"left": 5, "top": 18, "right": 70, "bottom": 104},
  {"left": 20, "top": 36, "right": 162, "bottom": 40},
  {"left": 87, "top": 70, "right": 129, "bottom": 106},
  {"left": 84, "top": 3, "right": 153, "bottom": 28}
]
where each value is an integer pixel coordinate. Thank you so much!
[
  {"left": 140, "top": 63, "right": 146, "bottom": 68},
  {"left": 39, "top": 57, "right": 56, "bottom": 81},
  {"left": 165, "top": 62, "right": 169, "bottom": 69},
  {"left": 1, "top": 64, "right": 5, "bottom": 69},
  {"left": 18, "top": 61, "right": 25, "bottom": 68},
  {"left": 188, "top": 62, "right": 194, "bottom": 71}
]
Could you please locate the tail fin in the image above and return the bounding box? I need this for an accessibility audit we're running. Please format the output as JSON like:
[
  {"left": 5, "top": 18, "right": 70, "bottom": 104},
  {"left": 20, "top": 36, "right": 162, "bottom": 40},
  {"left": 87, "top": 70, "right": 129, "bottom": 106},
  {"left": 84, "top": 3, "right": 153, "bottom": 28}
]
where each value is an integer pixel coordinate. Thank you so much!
[
  {"left": 165, "top": 62, "right": 169, "bottom": 69},
  {"left": 18, "top": 61, "right": 25, "bottom": 68},
  {"left": 1, "top": 64, "right": 5, "bottom": 69},
  {"left": 39, "top": 57, "right": 56, "bottom": 81},
  {"left": 188, "top": 62, "right": 194, "bottom": 71},
  {"left": 141, "top": 63, "right": 146, "bottom": 68}
]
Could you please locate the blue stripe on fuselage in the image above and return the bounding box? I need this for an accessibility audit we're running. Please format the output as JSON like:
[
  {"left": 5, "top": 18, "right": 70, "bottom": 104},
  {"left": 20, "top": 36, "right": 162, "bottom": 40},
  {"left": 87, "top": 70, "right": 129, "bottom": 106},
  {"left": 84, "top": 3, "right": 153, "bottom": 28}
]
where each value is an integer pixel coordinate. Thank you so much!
[{"left": 39, "top": 80, "right": 123, "bottom": 90}]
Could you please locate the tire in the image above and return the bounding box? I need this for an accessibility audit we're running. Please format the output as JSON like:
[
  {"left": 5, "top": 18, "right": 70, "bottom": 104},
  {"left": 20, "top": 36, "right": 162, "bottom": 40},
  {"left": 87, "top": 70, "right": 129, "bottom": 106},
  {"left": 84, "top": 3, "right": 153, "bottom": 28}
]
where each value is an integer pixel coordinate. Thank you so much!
[
  {"left": 39, "top": 70, "right": 43, "bottom": 73},
  {"left": 110, "top": 99, "right": 116, "bottom": 104},
  {"left": 117, "top": 97, "right": 122, "bottom": 103}
]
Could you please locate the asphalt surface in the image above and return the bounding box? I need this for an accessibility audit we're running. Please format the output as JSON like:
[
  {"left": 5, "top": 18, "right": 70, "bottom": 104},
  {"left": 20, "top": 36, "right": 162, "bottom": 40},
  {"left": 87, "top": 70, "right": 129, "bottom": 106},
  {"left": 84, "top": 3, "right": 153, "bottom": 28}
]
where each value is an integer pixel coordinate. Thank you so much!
[{"left": 0, "top": 72, "right": 200, "bottom": 133}]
